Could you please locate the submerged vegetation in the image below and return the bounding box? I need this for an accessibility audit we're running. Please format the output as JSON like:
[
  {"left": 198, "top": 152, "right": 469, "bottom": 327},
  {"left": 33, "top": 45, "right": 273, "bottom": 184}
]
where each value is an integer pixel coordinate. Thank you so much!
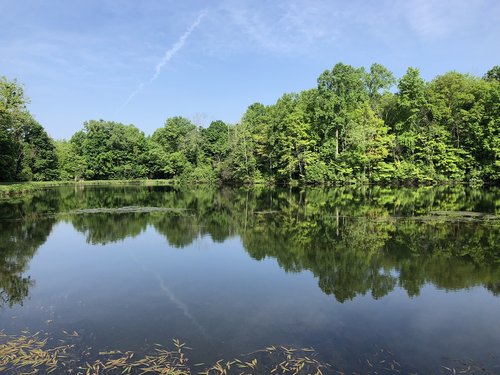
[{"left": 2, "top": 64, "right": 500, "bottom": 186}]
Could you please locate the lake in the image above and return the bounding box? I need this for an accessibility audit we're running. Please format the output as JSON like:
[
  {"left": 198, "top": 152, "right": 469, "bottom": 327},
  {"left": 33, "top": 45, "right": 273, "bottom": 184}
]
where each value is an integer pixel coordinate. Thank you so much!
[{"left": 0, "top": 185, "right": 499, "bottom": 374}]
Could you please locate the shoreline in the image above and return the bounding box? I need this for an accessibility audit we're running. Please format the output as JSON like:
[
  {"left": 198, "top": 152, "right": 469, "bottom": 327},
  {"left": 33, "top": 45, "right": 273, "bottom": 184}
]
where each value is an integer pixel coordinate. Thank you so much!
[{"left": 0, "top": 179, "right": 176, "bottom": 197}]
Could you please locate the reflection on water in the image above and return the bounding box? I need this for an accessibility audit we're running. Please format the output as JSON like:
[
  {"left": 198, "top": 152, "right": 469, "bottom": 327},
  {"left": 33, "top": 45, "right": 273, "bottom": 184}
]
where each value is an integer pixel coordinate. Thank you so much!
[
  {"left": 1, "top": 185, "right": 499, "bottom": 306},
  {"left": 0, "top": 185, "right": 499, "bottom": 373}
]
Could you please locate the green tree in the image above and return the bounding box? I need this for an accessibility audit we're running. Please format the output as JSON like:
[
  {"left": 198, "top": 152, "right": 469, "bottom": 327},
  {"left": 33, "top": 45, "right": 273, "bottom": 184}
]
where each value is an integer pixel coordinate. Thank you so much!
[
  {"left": 475, "top": 78, "right": 500, "bottom": 182},
  {"left": 69, "top": 120, "right": 148, "bottom": 180},
  {"left": 0, "top": 77, "right": 26, "bottom": 181},
  {"left": 15, "top": 114, "right": 59, "bottom": 181},
  {"left": 240, "top": 103, "right": 273, "bottom": 178},
  {"left": 268, "top": 93, "right": 316, "bottom": 182},
  {"left": 149, "top": 117, "right": 201, "bottom": 179},
  {"left": 55, "top": 140, "right": 88, "bottom": 181},
  {"left": 0, "top": 77, "right": 59, "bottom": 181},
  {"left": 341, "top": 103, "right": 395, "bottom": 182},
  {"left": 483, "top": 65, "right": 500, "bottom": 82},
  {"left": 202, "top": 120, "right": 229, "bottom": 164},
  {"left": 394, "top": 67, "right": 427, "bottom": 157},
  {"left": 316, "top": 63, "right": 368, "bottom": 161},
  {"left": 389, "top": 67, "right": 436, "bottom": 181},
  {"left": 364, "top": 63, "right": 396, "bottom": 110},
  {"left": 220, "top": 123, "right": 257, "bottom": 183}
]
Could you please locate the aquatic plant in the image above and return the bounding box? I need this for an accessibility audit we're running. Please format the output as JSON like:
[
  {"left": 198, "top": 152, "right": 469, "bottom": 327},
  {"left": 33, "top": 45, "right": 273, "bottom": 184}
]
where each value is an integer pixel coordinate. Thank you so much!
[{"left": 0, "top": 330, "right": 328, "bottom": 375}]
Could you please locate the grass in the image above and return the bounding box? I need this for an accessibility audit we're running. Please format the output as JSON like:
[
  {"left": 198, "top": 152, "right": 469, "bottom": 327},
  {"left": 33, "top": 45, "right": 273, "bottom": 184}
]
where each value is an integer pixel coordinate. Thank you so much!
[{"left": 0, "top": 179, "right": 176, "bottom": 198}]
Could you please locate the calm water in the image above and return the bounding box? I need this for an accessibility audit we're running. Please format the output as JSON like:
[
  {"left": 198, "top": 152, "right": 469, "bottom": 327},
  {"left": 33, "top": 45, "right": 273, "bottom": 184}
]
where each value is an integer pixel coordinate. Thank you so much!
[{"left": 0, "top": 185, "right": 499, "bottom": 374}]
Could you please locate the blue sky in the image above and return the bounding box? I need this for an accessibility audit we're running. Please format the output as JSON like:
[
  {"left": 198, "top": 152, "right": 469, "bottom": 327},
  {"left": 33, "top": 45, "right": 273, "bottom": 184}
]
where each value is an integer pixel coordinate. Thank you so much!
[{"left": 1, "top": 0, "right": 499, "bottom": 139}]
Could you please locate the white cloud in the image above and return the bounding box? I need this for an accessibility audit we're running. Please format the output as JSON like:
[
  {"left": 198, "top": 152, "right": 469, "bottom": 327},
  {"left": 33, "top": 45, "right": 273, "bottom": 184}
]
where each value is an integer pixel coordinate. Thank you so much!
[
  {"left": 397, "top": 0, "right": 489, "bottom": 38},
  {"left": 215, "top": 0, "right": 345, "bottom": 53}
]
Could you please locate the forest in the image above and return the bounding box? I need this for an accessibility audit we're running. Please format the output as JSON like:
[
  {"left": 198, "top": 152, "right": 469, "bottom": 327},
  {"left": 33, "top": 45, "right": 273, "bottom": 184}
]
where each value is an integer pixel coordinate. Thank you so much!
[{"left": 1, "top": 63, "right": 500, "bottom": 185}]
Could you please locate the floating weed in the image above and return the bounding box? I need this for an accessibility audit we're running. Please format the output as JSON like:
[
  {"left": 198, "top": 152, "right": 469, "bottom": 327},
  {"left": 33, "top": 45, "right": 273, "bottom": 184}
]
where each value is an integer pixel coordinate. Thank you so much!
[
  {"left": 0, "top": 330, "right": 190, "bottom": 375},
  {"left": 0, "top": 330, "right": 72, "bottom": 374},
  {"left": 1, "top": 329, "right": 497, "bottom": 374},
  {"left": 0, "top": 331, "right": 328, "bottom": 375},
  {"left": 199, "top": 346, "right": 329, "bottom": 375},
  {"left": 78, "top": 339, "right": 191, "bottom": 375},
  {"left": 440, "top": 356, "right": 499, "bottom": 375}
]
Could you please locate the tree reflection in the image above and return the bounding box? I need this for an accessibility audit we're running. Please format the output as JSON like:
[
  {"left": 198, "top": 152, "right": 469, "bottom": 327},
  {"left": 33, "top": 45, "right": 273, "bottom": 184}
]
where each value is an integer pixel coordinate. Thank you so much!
[
  {"left": 0, "top": 191, "right": 59, "bottom": 306},
  {"left": 1, "top": 185, "right": 499, "bottom": 307}
]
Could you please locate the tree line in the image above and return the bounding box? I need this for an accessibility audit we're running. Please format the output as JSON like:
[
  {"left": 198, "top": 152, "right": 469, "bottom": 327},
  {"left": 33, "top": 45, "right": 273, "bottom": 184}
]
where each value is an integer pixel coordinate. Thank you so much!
[{"left": 1, "top": 63, "right": 500, "bottom": 184}]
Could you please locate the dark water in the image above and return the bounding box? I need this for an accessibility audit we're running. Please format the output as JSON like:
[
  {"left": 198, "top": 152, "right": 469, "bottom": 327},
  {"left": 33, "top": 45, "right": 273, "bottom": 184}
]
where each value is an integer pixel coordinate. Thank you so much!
[{"left": 0, "top": 185, "right": 499, "bottom": 373}]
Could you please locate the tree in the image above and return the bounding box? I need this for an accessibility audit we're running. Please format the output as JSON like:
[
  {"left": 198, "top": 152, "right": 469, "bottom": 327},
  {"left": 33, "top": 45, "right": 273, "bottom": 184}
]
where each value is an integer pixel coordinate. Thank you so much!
[
  {"left": 268, "top": 92, "right": 316, "bottom": 182},
  {"left": 0, "top": 77, "right": 27, "bottom": 181},
  {"left": 474, "top": 78, "right": 500, "bottom": 182},
  {"left": 342, "top": 103, "right": 395, "bottom": 182},
  {"left": 222, "top": 123, "right": 256, "bottom": 183},
  {"left": 55, "top": 140, "right": 86, "bottom": 180},
  {"left": 316, "top": 63, "right": 368, "bottom": 161},
  {"left": 391, "top": 68, "right": 429, "bottom": 179},
  {"left": 202, "top": 120, "right": 229, "bottom": 164},
  {"left": 365, "top": 63, "right": 396, "bottom": 104},
  {"left": 426, "top": 72, "right": 481, "bottom": 179},
  {"left": 68, "top": 120, "right": 149, "bottom": 180},
  {"left": 240, "top": 102, "right": 273, "bottom": 177},
  {"left": 484, "top": 66, "right": 500, "bottom": 82},
  {"left": 149, "top": 117, "right": 200, "bottom": 179},
  {"left": 3, "top": 62, "right": 499, "bottom": 185},
  {"left": 15, "top": 115, "right": 59, "bottom": 181},
  {"left": 151, "top": 116, "right": 196, "bottom": 153},
  {"left": 0, "top": 77, "right": 59, "bottom": 181}
]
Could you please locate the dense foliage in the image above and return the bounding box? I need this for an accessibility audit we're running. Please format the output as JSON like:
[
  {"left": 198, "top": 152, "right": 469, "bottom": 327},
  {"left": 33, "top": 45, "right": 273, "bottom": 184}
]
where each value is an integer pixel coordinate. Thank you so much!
[
  {"left": 0, "top": 77, "right": 58, "bottom": 181},
  {"left": 1, "top": 63, "right": 499, "bottom": 184}
]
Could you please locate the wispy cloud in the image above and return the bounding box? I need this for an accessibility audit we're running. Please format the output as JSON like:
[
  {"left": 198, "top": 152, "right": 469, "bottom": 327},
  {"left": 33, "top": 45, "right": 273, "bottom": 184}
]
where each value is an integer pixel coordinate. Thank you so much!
[
  {"left": 387, "top": 0, "right": 497, "bottom": 39},
  {"left": 399, "top": 0, "right": 469, "bottom": 37},
  {"left": 215, "top": 0, "right": 495, "bottom": 54},
  {"left": 215, "top": 0, "right": 344, "bottom": 54},
  {"left": 121, "top": 11, "right": 206, "bottom": 108}
]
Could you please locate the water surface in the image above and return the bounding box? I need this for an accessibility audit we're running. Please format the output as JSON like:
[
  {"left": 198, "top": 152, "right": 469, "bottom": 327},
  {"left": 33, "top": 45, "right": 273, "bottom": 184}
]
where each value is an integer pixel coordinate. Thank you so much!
[{"left": 1, "top": 185, "right": 499, "bottom": 373}]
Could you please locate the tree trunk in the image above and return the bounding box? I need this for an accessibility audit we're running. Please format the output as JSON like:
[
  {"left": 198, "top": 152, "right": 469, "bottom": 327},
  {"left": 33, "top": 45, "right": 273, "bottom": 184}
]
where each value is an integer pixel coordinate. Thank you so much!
[{"left": 335, "top": 128, "right": 339, "bottom": 158}]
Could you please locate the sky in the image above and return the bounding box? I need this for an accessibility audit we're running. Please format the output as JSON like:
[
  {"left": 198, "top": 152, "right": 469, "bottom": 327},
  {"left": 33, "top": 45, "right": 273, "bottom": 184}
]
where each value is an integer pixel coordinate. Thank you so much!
[{"left": 1, "top": 0, "right": 499, "bottom": 140}]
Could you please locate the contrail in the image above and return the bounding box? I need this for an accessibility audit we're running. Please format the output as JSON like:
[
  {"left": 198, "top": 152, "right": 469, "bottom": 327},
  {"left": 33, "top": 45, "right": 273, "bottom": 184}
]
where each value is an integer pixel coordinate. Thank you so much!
[{"left": 121, "top": 12, "right": 206, "bottom": 108}]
